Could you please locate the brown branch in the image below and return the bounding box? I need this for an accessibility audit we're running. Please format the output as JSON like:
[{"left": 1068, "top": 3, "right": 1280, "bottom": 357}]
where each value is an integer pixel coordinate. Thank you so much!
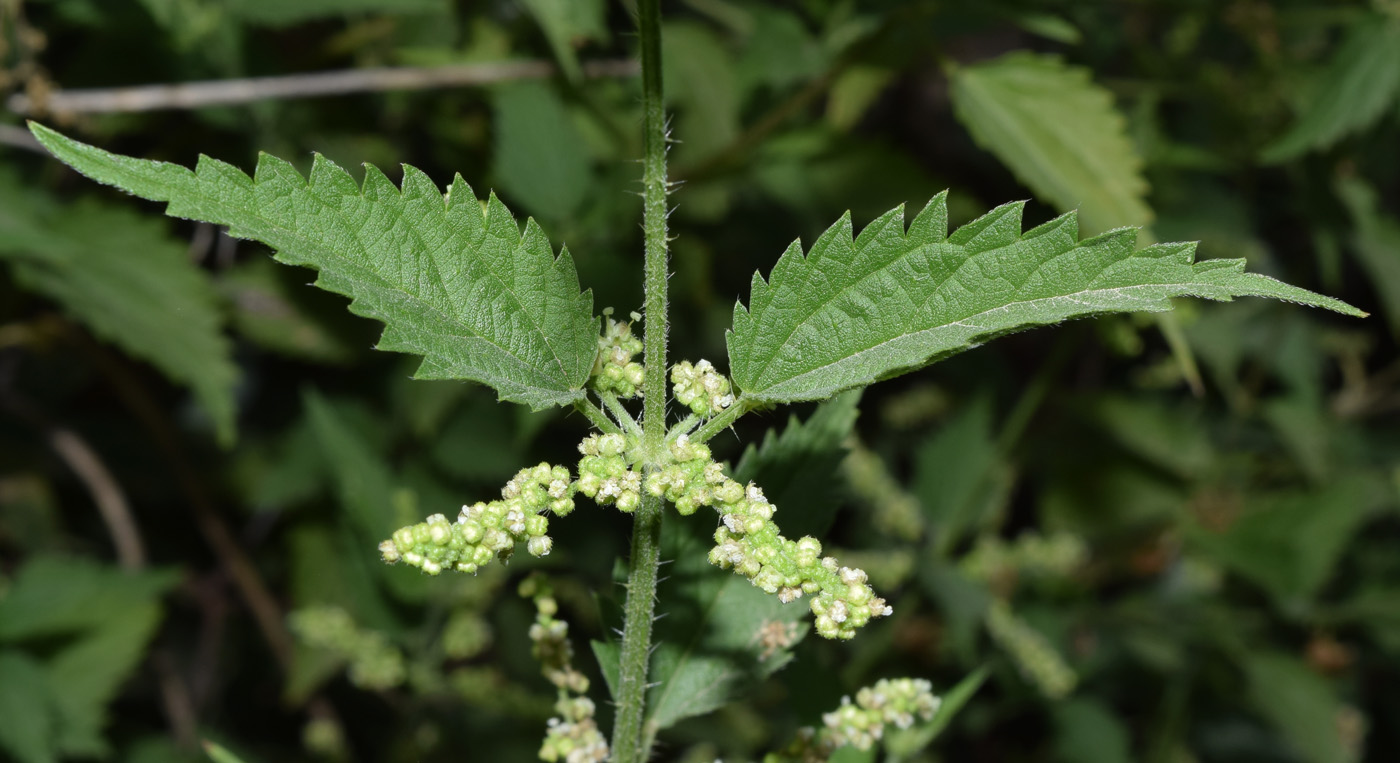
[{"left": 7, "top": 58, "right": 638, "bottom": 115}]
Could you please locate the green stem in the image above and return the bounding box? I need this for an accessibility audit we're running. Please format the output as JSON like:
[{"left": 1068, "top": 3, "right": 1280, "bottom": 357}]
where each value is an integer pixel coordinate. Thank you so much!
[
  {"left": 611, "top": 0, "right": 668, "bottom": 760},
  {"left": 690, "top": 399, "right": 750, "bottom": 444},
  {"left": 576, "top": 398, "right": 620, "bottom": 434},
  {"left": 600, "top": 391, "right": 642, "bottom": 437}
]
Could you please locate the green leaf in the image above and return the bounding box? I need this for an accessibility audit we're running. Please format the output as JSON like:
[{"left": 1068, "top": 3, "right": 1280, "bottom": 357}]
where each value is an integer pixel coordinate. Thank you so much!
[
  {"left": 664, "top": 21, "right": 742, "bottom": 163},
  {"left": 727, "top": 193, "right": 1363, "bottom": 405},
  {"left": 948, "top": 52, "right": 1152, "bottom": 236},
  {"left": 226, "top": 0, "right": 446, "bottom": 27},
  {"left": 1262, "top": 16, "right": 1400, "bottom": 163},
  {"left": 1192, "top": 475, "right": 1387, "bottom": 604},
  {"left": 1051, "top": 698, "right": 1133, "bottom": 763},
  {"left": 911, "top": 397, "right": 1011, "bottom": 554},
  {"left": 0, "top": 651, "right": 58, "bottom": 763},
  {"left": 0, "top": 557, "right": 178, "bottom": 758},
  {"left": 201, "top": 741, "right": 250, "bottom": 763},
  {"left": 0, "top": 170, "right": 238, "bottom": 444},
  {"left": 220, "top": 256, "right": 360, "bottom": 365},
  {"left": 732, "top": 390, "right": 861, "bottom": 538},
  {"left": 30, "top": 123, "right": 599, "bottom": 410},
  {"left": 1335, "top": 175, "right": 1400, "bottom": 336},
  {"left": 492, "top": 82, "right": 592, "bottom": 221},
  {"left": 1244, "top": 652, "right": 1357, "bottom": 763},
  {"left": 518, "top": 0, "right": 607, "bottom": 82}
]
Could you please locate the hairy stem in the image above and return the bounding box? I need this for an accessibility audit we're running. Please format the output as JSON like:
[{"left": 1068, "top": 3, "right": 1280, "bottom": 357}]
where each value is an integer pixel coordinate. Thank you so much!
[
  {"left": 611, "top": 0, "right": 669, "bottom": 760},
  {"left": 576, "top": 398, "right": 621, "bottom": 434},
  {"left": 690, "top": 398, "right": 750, "bottom": 444}
]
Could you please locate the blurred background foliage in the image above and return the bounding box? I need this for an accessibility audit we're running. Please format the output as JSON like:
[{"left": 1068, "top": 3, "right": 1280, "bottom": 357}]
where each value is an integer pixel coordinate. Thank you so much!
[{"left": 1, "top": 0, "right": 1398, "bottom": 761}]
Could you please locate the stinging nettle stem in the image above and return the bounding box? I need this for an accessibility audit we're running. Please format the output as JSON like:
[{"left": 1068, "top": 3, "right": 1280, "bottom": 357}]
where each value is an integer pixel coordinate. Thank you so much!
[{"left": 610, "top": 0, "right": 670, "bottom": 761}]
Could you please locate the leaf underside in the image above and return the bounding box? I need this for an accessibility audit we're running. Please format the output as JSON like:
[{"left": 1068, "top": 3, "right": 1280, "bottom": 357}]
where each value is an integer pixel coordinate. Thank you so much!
[
  {"left": 728, "top": 193, "right": 1364, "bottom": 405},
  {"left": 30, "top": 123, "right": 598, "bottom": 410}
]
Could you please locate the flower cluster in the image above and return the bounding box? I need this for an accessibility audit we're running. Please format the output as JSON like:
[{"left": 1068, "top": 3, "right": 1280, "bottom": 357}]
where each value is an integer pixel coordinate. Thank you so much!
[
  {"left": 822, "top": 678, "right": 941, "bottom": 750},
  {"left": 648, "top": 435, "right": 892, "bottom": 640},
  {"left": 670, "top": 359, "right": 734, "bottom": 417},
  {"left": 379, "top": 463, "right": 574, "bottom": 574},
  {"left": 441, "top": 610, "right": 492, "bottom": 660},
  {"left": 770, "top": 677, "right": 941, "bottom": 761},
  {"left": 288, "top": 605, "right": 405, "bottom": 690},
  {"left": 523, "top": 575, "right": 609, "bottom": 763},
  {"left": 575, "top": 433, "right": 642, "bottom": 513},
  {"left": 591, "top": 312, "right": 646, "bottom": 398}
]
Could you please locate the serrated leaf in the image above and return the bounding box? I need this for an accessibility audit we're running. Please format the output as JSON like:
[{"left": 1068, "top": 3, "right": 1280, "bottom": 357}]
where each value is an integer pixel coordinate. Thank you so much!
[
  {"left": 30, "top": 124, "right": 598, "bottom": 410},
  {"left": 948, "top": 52, "right": 1151, "bottom": 236},
  {"left": 0, "top": 170, "right": 238, "bottom": 444},
  {"left": 732, "top": 390, "right": 861, "bottom": 538},
  {"left": 727, "top": 193, "right": 1363, "bottom": 405},
  {"left": 1262, "top": 16, "right": 1400, "bottom": 163},
  {"left": 0, "top": 651, "right": 58, "bottom": 763}
]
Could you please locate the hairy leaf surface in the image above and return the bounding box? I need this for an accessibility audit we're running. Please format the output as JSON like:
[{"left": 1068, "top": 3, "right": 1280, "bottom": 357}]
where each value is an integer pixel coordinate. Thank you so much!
[
  {"left": 31, "top": 124, "right": 598, "bottom": 410},
  {"left": 948, "top": 52, "right": 1151, "bottom": 235},
  {"left": 727, "top": 194, "right": 1363, "bottom": 404}
]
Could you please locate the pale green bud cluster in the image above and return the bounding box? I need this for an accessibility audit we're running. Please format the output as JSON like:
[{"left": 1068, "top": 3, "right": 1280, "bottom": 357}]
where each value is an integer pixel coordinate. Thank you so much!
[
  {"left": 961, "top": 531, "right": 1087, "bottom": 589},
  {"left": 539, "top": 696, "right": 608, "bottom": 763},
  {"left": 575, "top": 433, "right": 643, "bottom": 513},
  {"left": 379, "top": 463, "right": 574, "bottom": 574},
  {"left": 822, "top": 678, "right": 941, "bottom": 750},
  {"left": 985, "top": 599, "right": 1077, "bottom": 699},
  {"left": 591, "top": 313, "right": 646, "bottom": 398},
  {"left": 768, "top": 677, "right": 941, "bottom": 762},
  {"left": 671, "top": 359, "right": 734, "bottom": 417},
  {"left": 289, "top": 605, "right": 405, "bottom": 690},
  {"left": 648, "top": 435, "right": 891, "bottom": 640},
  {"left": 522, "top": 575, "right": 609, "bottom": 763}
]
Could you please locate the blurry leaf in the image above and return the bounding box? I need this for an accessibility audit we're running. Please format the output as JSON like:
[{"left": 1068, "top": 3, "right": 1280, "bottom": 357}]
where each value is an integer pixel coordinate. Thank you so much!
[
  {"left": 884, "top": 667, "right": 988, "bottom": 761},
  {"left": 227, "top": 0, "right": 446, "bottom": 27},
  {"left": 32, "top": 124, "right": 598, "bottom": 411},
  {"left": 1193, "top": 475, "right": 1387, "bottom": 604},
  {"left": 1052, "top": 698, "right": 1133, "bottom": 763},
  {"left": 1009, "top": 12, "right": 1082, "bottom": 44},
  {"left": 727, "top": 195, "right": 1360, "bottom": 406},
  {"left": 0, "top": 557, "right": 177, "bottom": 758},
  {"left": 303, "top": 390, "right": 398, "bottom": 541},
  {"left": 1328, "top": 586, "right": 1400, "bottom": 653},
  {"left": 519, "top": 0, "right": 607, "bottom": 82},
  {"left": 492, "top": 82, "right": 593, "bottom": 222},
  {"left": 201, "top": 741, "right": 249, "bottom": 763},
  {"left": 1087, "top": 396, "right": 1214, "bottom": 480},
  {"left": 1262, "top": 16, "right": 1400, "bottom": 162},
  {"left": 733, "top": 390, "right": 861, "bottom": 538},
  {"left": 826, "top": 65, "right": 894, "bottom": 132},
  {"left": 1262, "top": 395, "right": 1331, "bottom": 483},
  {"left": 912, "top": 397, "right": 1010, "bottom": 552},
  {"left": 0, "top": 651, "right": 57, "bottom": 763},
  {"left": 664, "top": 21, "right": 741, "bottom": 162},
  {"left": 0, "top": 170, "right": 238, "bottom": 444},
  {"left": 123, "top": 736, "right": 204, "bottom": 763},
  {"left": 1335, "top": 175, "right": 1400, "bottom": 336},
  {"left": 948, "top": 52, "right": 1153, "bottom": 236},
  {"left": 220, "top": 256, "right": 360, "bottom": 364},
  {"left": 1042, "top": 461, "right": 1184, "bottom": 539},
  {"left": 1244, "top": 652, "right": 1356, "bottom": 763},
  {"left": 737, "top": 7, "right": 825, "bottom": 92},
  {"left": 642, "top": 518, "right": 809, "bottom": 739}
]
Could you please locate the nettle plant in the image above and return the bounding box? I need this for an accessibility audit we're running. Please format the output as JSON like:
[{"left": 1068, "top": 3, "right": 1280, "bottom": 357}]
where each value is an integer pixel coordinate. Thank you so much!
[{"left": 28, "top": 3, "right": 1363, "bottom": 762}]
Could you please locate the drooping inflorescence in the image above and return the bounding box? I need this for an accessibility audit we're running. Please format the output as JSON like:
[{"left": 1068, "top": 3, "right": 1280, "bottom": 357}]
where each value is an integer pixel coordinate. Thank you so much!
[
  {"left": 522, "top": 575, "right": 609, "bottom": 763},
  {"left": 670, "top": 359, "right": 735, "bottom": 417},
  {"left": 379, "top": 463, "right": 575, "bottom": 574},
  {"left": 647, "top": 434, "right": 892, "bottom": 640},
  {"left": 591, "top": 311, "right": 646, "bottom": 398},
  {"left": 288, "top": 605, "right": 406, "bottom": 690}
]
